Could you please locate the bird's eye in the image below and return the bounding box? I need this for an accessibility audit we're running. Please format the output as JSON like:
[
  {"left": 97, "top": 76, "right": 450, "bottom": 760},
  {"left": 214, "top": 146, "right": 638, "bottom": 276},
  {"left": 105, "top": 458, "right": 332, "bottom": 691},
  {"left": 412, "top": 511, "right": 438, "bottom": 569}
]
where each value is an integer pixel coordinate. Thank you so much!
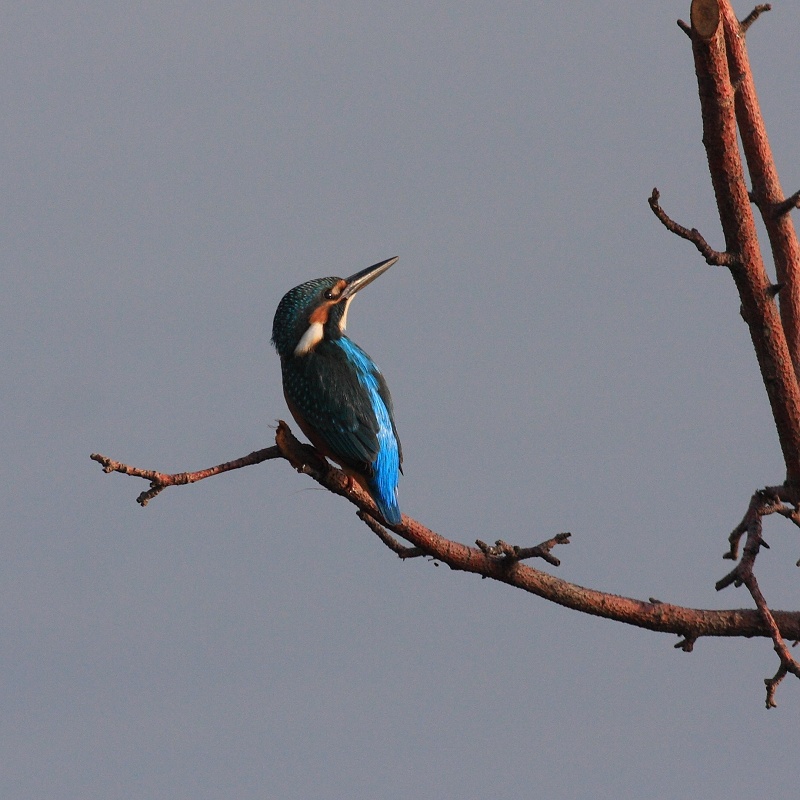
[{"left": 324, "top": 287, "right": 340, "bottom": 301}]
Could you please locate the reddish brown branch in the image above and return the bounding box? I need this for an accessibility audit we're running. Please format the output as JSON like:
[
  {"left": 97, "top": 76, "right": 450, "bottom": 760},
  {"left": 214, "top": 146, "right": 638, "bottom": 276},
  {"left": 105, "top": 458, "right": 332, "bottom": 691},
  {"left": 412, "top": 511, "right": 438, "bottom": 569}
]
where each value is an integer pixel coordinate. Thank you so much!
[
  {"left": 90, "top": 447, "right": 281, "bottom": 506},
  {"left": 719, "top": 1, "right": 800, "bottom": 381},
  {"left": 714, "top": 485, "right": 800, "bottom": 707},
  {"left": 357, "top": 510, "right": 425, "bottom": 559},
  {"left": 476, "top": 533, "right": 571, "bottom": 566},
  {"left": 92, "top": 421, "right": 800, "bottom": 708},
  {"left": 688, "top": 0, "right": 800, "bottom": 487},
  {"left": 722, "top": 485, "right": 794, "bottom": 562},
  {"left": 91, "top": 423, "right": 800, "bottom": 645},
  {"left": 771, "top": 190, "right": 800, "bottom": 219},
  {"left": 88, "top": 0, "right": 800, "bottom": 708},
  {"left": 270, "top": 421, "right": 800, "bottom": 643},
  {"left": 740, "top": 4, "right": 771, "bottom": 32},
  {"left": 746, "top": 573, "right": 800, "bottom": 708},
  {"left": 648, "top": 188, "right": 737, "bottom": 266}
]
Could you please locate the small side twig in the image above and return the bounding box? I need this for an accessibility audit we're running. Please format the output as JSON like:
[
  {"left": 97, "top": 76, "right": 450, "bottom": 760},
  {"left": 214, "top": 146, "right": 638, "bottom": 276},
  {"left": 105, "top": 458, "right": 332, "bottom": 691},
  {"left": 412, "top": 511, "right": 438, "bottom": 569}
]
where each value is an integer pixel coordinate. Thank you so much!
[
  {"left": 90, "top": 446, "right": 281, "bottom": 506},
  {"left": 717, "top": 486, "right": 800, "bottom": 707},
  {"left": 723, "top": 486, "right": 796, "bottom": 562},
  {"left": 476, "top": 532, "right": 571, "bottom": 567},
  {"left": 772, "top": 190, "right": 800, "bottom": 219},
  {"left": 745, "top": 570, "right": 800, "bottom": 708},
  {"left": 740, "top": 4, "right": 771, "bottom": 33},
  {"left": 357, "top": 510, "right": 425, "bottom": 559},
  {"left": 648, "top": 189, "right": 738, "bottom": 267}
]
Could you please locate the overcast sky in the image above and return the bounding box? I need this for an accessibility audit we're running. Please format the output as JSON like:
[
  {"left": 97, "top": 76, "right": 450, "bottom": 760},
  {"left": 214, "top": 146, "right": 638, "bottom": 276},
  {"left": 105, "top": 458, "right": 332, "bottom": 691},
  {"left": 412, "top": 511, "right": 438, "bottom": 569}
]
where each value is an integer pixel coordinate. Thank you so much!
[{"left": 4, "top": 2, "right": 800, "bottom": 798}]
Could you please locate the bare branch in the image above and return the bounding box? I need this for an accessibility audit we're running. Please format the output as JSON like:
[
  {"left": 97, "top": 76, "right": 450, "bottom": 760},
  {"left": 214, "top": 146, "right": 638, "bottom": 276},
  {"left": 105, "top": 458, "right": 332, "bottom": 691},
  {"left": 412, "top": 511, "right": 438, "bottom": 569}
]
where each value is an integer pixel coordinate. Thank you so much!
[
  {"left": 720, "top": 1, "right": 800, "bottom": 381},
  {"left": 689, "top": 0, "right": 800, "bottom": 487},
  {"left": 740, "top": 4, "right": 771, "bottom": 33},
  {"left": 357, "top": 510, "right": 425, "bottom": 559},
  {"left": 716, "top": 484, "right": 800, "bottom": 705},
  {"left": 91, "top": 422, "right": 800, "bottom": 647},
  {"left": 765, "top": 664, "right": 788, "bottom": 709},
  {"left": 272, "top": 421, "right": 800, "bottom": 643},
  {"left": 90, "top": 446, "right": 281, "bottom": 506},
  {"left": 648, "top": 188, "right": 737, "bottom": 266},
  {"left": 476, "top": 533, "right": 571, "bottom": 566},
  {"left": 88, "top": 0, "right": 800, "bottom": 708},
  {"left": 745, "top": 571, "right": 800, "bottom": 708},
  {"left": 723, "top": 486, "right": 786, "bottom": 562},
  {"left": 771, "top": 189, "right": 800, "bottom": 219}
]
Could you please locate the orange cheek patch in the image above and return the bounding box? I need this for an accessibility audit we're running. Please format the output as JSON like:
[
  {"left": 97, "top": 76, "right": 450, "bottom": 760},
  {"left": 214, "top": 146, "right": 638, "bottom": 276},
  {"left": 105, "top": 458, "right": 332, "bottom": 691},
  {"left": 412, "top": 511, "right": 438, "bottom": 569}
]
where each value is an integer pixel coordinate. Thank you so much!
[{"left": 309, "top": 304, "right": 331, "bottom": 324}]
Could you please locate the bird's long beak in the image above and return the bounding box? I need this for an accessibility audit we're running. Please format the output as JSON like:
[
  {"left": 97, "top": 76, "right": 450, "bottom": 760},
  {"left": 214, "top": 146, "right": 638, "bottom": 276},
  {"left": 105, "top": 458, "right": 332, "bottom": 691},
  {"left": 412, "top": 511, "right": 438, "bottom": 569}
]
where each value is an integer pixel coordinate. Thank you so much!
[{"left": 341, "top": 256, "right": 398, "bottom": 300}]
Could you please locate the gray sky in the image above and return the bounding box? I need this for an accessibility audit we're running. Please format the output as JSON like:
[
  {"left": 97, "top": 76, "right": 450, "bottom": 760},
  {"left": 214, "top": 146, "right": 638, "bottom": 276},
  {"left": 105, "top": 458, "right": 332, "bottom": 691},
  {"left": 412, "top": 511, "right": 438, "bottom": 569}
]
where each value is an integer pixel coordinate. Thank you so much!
[{"left": 4, "top": 2, "right": 800, "bottom": 798}]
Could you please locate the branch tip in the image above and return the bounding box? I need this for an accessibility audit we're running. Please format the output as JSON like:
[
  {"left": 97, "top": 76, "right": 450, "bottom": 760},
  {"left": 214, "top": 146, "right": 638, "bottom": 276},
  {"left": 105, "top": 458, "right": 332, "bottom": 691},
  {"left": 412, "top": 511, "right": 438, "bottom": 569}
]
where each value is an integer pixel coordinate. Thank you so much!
[
  {"left": 648, "top": 188, "right": 737, "bottom": 267},
  {"left": 740, "top": 4, "right": 771, "bottom": 33},
  {"left": 722, "top": 487, "right": 800, "bottom": 704},
  {"left": 772, "top": 190, "right": 800, "bottom": 218},
  {"left": 90, "top": 446, "right": 281, "bottom": 506}
]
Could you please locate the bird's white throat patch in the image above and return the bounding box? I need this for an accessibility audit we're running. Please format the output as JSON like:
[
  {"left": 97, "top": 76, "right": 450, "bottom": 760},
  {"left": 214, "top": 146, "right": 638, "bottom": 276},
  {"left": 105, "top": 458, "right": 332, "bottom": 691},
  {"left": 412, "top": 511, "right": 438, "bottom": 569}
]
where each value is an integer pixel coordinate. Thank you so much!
[
  {"left": 294, "top": 321, "right": 324, "bottom": 356},
  {"left": 338, "top": 295, "right": 354, "bottom": 332}
]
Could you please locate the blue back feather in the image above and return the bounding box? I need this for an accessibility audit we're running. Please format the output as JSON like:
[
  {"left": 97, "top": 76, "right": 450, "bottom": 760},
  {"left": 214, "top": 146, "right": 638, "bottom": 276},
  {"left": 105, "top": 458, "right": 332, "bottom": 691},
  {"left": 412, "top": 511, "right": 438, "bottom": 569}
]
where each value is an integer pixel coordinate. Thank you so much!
[{"left": 335, "top": 338, "right": 401, "bottom": 524}]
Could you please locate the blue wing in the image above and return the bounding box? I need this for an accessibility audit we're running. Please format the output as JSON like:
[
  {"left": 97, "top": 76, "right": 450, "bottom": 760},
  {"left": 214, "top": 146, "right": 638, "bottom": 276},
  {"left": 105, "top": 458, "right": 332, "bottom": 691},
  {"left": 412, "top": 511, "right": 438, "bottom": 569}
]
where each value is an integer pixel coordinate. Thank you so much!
[{"left": 281, "top": 337, "right": 402, "bottom": 523}]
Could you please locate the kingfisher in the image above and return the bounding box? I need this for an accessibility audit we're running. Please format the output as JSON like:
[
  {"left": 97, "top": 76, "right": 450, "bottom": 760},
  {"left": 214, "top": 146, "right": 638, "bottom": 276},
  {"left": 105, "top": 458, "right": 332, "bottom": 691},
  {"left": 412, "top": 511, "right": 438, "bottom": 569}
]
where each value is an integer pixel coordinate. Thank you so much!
[{"left": 271, "top": 256, "right": 403, "bottom": 525}]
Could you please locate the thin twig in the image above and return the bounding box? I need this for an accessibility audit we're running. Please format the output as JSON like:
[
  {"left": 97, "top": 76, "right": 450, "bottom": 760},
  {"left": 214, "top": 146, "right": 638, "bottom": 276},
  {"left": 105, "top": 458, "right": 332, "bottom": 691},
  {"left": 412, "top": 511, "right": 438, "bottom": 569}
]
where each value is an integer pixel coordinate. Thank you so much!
[
  {"left": 716, "top": 485, "right": 800, "bottom": 706},
  {"left": 648, "top": 189, "right": 738, "bottom": 266},
  {"left": 740, "top": 4, "right": 771, "bottom": 33},
  {"left": 765, "top": 664, "right": 787, "bottom": 708},
  {"left": 90, "top": 447, "right": 281, "bottom": 506},
  {"left": 744, "top": 571, "right": 800, "bottom": 708},
  {"left": 724, "top": 486, "right": 797, "bottom": 562},
  {"left": 357, "top": 510, "right": 425, "bottom": 559},
  {"left": 476, "top": 533, "right": 570, "bottom": 566},
  {"left": 772, "top": 190, "right": 800, "bottom": 219}
]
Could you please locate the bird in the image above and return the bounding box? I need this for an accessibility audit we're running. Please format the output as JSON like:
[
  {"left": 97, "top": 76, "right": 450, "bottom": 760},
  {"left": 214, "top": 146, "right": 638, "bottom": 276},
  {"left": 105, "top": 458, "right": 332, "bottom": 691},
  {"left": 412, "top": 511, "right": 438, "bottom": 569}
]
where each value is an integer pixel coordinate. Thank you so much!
[{"left": 272, "top": 256, "right": 403, "bottom": 525}]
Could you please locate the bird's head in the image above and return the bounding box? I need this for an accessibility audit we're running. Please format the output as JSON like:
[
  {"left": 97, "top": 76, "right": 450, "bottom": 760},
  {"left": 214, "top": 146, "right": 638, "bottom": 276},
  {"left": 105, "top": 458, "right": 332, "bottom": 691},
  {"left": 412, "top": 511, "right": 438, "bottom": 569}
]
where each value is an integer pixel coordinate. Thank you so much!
[{"left": 271, "top": 256, "right": 397, "bottom": 359}]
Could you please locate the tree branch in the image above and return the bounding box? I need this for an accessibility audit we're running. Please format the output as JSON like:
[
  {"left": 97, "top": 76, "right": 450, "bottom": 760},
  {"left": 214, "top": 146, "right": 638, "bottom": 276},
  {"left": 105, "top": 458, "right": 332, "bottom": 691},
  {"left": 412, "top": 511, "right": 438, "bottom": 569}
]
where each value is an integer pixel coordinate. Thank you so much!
[
  {"left": 476, "top": 533, "right": 571, "bottom": 566},
  {"left": 90, "top": 422, "right": 800, "bottom": 648},
  {"left": 648, "top": 188, "right": 737, "bottom": 266},
  {"left": 357, "top": 510, "right": 425, "bottom": 559},
  {"left": 688, "top": 0, "right": 800, "bottom": 487},
  {"left": 740, "top": 4, "right": 771, "bottom": 33},
  {"left": 719, "top": 1, "right": 800, "bottom": 381},
  {"left": 90, "top": 447, "right": 281, "bottom": 506},
  {"left": 714, "top": 485, "right": 800, "bottom": 707},
  {"left": 771, "top": 189, "right": 800, "bottom": 220}
]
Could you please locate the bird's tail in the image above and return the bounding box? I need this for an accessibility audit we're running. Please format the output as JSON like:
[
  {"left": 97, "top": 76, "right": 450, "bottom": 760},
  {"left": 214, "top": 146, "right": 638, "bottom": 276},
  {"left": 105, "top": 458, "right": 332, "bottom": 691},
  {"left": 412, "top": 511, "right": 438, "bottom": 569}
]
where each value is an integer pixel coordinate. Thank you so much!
[{"left": 370, "top": 481, "right": 401, "bottom": 526}]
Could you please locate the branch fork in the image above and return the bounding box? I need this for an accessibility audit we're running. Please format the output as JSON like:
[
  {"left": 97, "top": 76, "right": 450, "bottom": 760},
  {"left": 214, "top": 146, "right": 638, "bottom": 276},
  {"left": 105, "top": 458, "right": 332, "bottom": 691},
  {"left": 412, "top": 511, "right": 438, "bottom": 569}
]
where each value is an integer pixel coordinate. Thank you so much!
[{"left": 717, "top": 486, "right": 800, "bottom": 706}]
